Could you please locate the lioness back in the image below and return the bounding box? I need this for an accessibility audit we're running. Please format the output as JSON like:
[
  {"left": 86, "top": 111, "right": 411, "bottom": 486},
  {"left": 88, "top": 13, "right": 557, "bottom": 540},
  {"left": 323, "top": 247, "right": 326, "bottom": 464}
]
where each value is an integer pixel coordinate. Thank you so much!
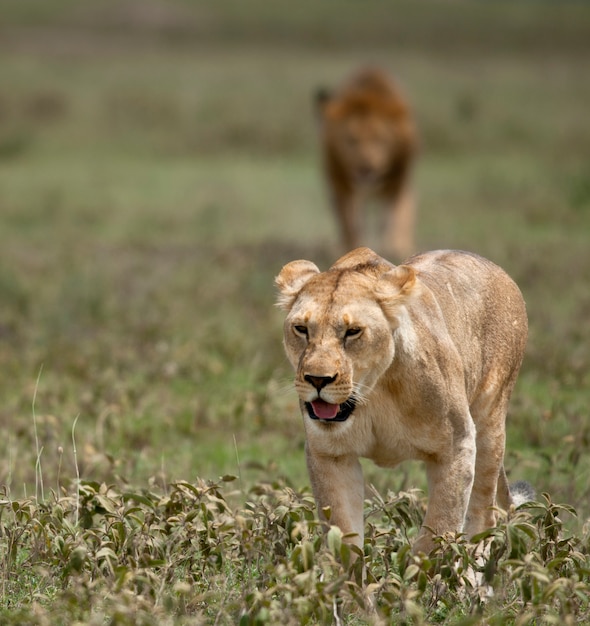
[{"left": 406, "top": 250, "right": 528, "bottom": 401}]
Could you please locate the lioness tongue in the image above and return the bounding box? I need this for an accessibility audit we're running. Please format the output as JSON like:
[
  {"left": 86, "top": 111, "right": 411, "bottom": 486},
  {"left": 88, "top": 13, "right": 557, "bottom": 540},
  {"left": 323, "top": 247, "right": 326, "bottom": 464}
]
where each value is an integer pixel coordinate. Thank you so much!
[{"left": 311, "top": 399, "right": 340, "bottom": 420}]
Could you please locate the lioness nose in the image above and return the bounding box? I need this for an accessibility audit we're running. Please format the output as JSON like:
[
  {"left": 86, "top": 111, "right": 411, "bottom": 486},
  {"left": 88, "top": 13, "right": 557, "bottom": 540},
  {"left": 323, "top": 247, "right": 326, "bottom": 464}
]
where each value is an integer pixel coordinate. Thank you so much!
[{"left": 304, "top": 374, "right": 337, "bottom": 390}]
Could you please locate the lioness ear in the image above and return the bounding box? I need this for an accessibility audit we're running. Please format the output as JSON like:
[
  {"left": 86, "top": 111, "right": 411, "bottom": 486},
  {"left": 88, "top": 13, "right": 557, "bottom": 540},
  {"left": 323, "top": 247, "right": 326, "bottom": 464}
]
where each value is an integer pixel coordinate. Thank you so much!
[
  {"left": 275, "top": 260, "right": 320, "bottom": 311},
  {"left": 376, "top": 265, "right": 418, "bottom": 318}
]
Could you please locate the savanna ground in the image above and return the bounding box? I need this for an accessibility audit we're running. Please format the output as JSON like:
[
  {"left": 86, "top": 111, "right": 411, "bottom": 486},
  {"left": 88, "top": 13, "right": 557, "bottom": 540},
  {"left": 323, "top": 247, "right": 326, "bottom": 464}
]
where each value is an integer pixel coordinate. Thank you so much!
[{"left": 1, "top": 1, "right": 590, "bottom": 623}]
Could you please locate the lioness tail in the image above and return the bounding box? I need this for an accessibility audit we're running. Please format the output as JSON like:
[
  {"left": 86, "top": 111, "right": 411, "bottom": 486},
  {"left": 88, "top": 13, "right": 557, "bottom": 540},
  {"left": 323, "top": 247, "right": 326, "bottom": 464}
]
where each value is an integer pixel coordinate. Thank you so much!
[{"left": 510, "top": 480, "right": 536, "bottom": 507}]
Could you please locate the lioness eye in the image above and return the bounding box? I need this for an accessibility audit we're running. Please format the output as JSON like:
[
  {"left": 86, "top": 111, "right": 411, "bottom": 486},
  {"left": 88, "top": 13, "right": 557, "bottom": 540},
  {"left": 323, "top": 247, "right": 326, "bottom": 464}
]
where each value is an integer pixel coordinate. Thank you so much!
[
  {"left": 345, "top": 327, "right": 362, "bottom": 338},
  {"left": 294, "top": 325, "right": 308, "bottom": 337}
]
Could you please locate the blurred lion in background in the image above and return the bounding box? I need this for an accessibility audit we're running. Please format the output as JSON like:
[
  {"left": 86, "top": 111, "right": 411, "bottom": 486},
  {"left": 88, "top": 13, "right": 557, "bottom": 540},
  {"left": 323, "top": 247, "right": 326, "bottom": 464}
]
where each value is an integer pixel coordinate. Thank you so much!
[{"left": 315, "top": 67, "right": 418, "bottom": 259}]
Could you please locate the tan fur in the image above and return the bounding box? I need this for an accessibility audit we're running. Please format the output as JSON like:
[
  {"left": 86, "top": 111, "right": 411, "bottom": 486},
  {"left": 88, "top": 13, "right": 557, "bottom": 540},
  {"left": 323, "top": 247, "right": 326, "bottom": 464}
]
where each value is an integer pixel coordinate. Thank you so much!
[
  {"left": 315, "top": 67, "right": 417, "bottom": 259},
  {"left": 276, "top": 247, "right": 528, "bottom": 554}
]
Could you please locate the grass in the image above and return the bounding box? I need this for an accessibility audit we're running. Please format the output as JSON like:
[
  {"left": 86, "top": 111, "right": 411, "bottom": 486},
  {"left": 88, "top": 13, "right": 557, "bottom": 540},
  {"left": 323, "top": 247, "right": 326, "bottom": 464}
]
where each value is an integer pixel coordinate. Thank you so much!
[{"left": 1, "top": 0, "right": 590, "bottom": 622}]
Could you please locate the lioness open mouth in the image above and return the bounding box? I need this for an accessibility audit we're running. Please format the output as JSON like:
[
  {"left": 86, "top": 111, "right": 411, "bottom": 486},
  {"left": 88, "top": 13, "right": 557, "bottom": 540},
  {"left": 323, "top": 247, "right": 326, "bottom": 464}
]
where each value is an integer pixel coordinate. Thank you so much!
[{"left": 306, "top": 398, "right": 356, "bottom": 422}]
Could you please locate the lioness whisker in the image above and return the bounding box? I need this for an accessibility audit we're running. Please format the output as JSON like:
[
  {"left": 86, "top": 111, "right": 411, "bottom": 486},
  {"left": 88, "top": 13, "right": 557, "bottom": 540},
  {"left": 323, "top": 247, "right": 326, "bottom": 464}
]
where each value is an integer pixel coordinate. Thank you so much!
[
  {"left": 351, "top": 385, "right": 371, "bottom": 406},
  {"left": 352, "top": 382, "right": 372, "bottom": 404},
  {"left": 270, "top": 379, "right": 300, "bottom": 398}
]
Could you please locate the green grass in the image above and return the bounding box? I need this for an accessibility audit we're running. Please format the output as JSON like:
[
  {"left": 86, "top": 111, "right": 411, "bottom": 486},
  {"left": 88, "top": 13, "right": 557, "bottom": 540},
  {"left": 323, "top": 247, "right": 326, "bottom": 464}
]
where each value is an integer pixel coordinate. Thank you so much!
[{"left": 1, "top": 0, "right": 590, "bottom": 622}]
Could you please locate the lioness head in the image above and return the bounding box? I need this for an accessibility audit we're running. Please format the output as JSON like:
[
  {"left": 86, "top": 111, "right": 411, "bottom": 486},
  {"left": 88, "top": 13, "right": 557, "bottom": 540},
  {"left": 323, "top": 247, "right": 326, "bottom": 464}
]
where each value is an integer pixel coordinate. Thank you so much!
[{"left": 276, "top": 247, "right": 416, "bottom": 423}]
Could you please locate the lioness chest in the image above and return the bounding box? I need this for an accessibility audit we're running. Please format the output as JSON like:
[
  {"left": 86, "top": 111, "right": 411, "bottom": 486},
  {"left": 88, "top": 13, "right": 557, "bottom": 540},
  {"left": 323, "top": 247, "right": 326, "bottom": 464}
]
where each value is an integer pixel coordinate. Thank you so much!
[{"left": 304, "top": 388, "right": 449, "bottom": 467}]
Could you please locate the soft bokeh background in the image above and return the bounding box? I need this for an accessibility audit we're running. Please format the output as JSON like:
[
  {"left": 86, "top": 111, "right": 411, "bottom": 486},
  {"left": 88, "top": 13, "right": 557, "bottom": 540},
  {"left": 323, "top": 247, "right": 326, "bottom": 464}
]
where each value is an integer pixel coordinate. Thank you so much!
[{"left": 1, "top": 0, "right": 589, "bottom": 522}]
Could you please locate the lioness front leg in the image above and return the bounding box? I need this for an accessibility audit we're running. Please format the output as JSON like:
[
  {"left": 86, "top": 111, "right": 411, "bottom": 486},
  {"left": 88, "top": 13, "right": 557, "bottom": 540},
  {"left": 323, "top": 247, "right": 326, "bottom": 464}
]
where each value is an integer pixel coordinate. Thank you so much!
[
  {"left": 413, "top": 431, "right": 476, "bottom": 555},
  {"left": 306, "top": 446, "right": 365, "bottom": 549}
]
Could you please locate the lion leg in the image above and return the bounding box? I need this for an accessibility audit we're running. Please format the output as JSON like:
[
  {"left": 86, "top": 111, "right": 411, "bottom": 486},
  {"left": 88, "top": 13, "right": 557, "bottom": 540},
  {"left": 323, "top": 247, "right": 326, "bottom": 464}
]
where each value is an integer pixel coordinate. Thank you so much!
[
  {"left": 382, "top": 184, "right": 415, "bottom": 260},
  {"left": 305, "top": 446, "right": 365, "bottom": 549},
  {"left": 332, "top": 190, "right": 362, "bottom": 251},
  {"left": 413, "top": 424, "right": 476, "bottom": 554}
]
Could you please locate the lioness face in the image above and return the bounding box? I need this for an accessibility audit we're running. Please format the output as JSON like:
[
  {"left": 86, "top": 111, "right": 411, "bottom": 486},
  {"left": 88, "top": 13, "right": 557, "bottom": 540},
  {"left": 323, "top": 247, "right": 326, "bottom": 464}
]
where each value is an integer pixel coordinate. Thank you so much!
[
  {"left": 282, "top": 271, "right": 395, "bottom": 423},
  {"left": 329, "top": 114, "right": 397, "bottom": 184}
]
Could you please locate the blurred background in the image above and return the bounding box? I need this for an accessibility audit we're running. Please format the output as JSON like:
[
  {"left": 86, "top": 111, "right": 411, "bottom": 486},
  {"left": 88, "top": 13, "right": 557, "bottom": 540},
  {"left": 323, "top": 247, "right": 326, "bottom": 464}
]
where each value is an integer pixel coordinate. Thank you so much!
[{"left": 1, "top": 0, "right": 589, "bottom": 524}]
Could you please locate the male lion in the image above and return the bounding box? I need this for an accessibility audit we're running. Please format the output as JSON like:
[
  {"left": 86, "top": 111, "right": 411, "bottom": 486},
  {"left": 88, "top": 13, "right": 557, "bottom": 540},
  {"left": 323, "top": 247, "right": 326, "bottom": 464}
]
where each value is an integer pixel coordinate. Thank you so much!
[
  {"left": 276, "top": 247, "right": 531, "bottom": 555},
  {"left": 315, "top": 67, "right": 417, "bottom": 259}
]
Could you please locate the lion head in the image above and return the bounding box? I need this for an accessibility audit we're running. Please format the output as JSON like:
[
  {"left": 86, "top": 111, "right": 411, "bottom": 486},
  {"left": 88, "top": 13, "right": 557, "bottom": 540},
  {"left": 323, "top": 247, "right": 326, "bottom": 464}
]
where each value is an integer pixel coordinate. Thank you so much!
[
  {"left": 316, "top": 67, "right": 415, "bottom": 187},
  {"left": 275, "top": 247, "right": 416, "bottom": 423}
]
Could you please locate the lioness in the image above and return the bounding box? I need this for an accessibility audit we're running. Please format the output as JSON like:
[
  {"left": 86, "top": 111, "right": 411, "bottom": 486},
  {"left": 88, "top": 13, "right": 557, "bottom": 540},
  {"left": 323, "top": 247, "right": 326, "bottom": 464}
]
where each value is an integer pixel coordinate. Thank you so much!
[
  {"left": 315, "top": 67, "right": 417, "bottom": 259},
  {"left": 276, "top": 247, "right": 530, "bottom": 554}
]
